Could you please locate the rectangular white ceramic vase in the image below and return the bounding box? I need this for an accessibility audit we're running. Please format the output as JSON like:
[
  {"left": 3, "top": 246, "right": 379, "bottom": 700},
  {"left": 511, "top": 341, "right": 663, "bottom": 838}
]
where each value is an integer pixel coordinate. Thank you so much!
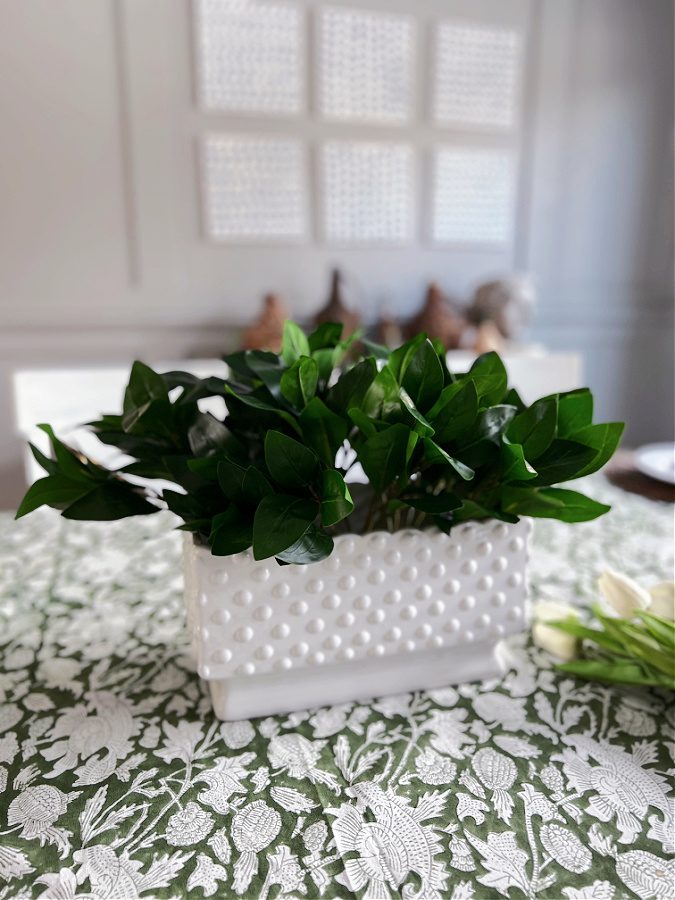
[{"left": 183, "top": 519, "right": 532, "bottom": 720}]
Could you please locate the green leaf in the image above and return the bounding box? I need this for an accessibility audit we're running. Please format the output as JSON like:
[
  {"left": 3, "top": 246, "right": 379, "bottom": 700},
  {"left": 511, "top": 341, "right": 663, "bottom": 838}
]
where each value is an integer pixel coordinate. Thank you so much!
[
  {"left": 452, "top": 499, "right": 518, "bottom": 524},
  {"left": 571, "top": 422, "right": 624, "bottom": 477},
  {"left": 326, "top": 358, "right": 377, "bottom": 413},
  {"left": 556, "top": 659, "right": 664, "bottom": 687},
  {"left": 37, "top": 424, "right": 99, "bottom": 483},
  {"left": 275, "top": 524, "right": 334, "bottom": 564},
  {"left": 529, "top": 439, "right": 599, "bottom": 485},
  {"left": 428, "top": 381, "right": 478, "bottom": 443},
  {"left": 279, "top": 356, "right": 319, "bottom": 408},
  {"left": 264, "top": 430, "right": 319, "bottom": 490},
  {"left": 422, "top": 439, "right": 474, "bottom": 481},
  {"left": 501, "top": 485, "right": 565, "bottom": 517},
  {"left": 347, "top": 407, "right": 379, "bottom": 439},
  {"left": 312, "top": 347, "right": 338, "bottom": 384},
  {"left": 636, "top": 610, "right": 675, "bottom": 646},
  {"left": 224, "top": 385, "right": 302, "bottom": 435},
  {"left": 504, "top": 387, "right": 526, "bottom": 412},
  {"left": 245, "top": 350, "right": 285, "bottom": 397},
  {"left": 501, "top": 438, "right": 537, "bottom": 482},
  {"left": 401, "top": 339, "right": 444, "bottom": 412},
  {"left": 308, "top": 321, "right": 343, "bottom": 352},
  {"left": 389, "top": 333, "right": 426, "bottom": 382},
  {"left": 465, "top": 352, "right": 508, "bottom": 406},
  {"left": 187, "top": 413, "right": 230, "bottom": 456},
  {"left": 27, "top": 441, "right": 59, "bottom": 476},
  {"left": 252, "top": 494, "right": 318, "bottom": 560},
  {"left": 361, "top": 365, "right": 402, "bottom": 420},
  {"left": 299, "top": 397, "right": 349, "bottom": 466},
  {"left": 473, "top": 405, "right": 518, "bottom": 443},
  {"left": 358, "top": 423, "right": 411, "bottom": 493},
  {"left": 403, "top": 493, "right": 461, "bottom": 514},
  {"left": 242, "top": 467, "right": 273, "bottom": 505},
  {"left": 399, "top": 388, "right": 435, "bottom": 437},
  {"left": 281, "top": 320, "right": 310, "bottom": 365},
  {"left": 209, "top": 507, "right": 253, "bottom": 556},
  {"left": 506, "top": 397, "right": 558, "bottom": 459},
  {"left": 122, "top": 361, "right": 172, "bottom": 435},
  {"left": 16, "top": 475, "right": 90, "bottom": 518},
  {"left": 217, "top": 459, "right": 246, "bottom": 503},
  {"left": 549, "top": 620, "right": 625, "bottom": 654},
  {"left": 556, "top": 388, "right": 593, "bottom": 437},
  {"left": 502, "top": 486, "right": 609, "bottom": 521},
  {"left": 320, "top": 470, "right": 354, "bottom": 526},
  {"left": 61, "top": 482, "right": 160, "bottom": 520}
]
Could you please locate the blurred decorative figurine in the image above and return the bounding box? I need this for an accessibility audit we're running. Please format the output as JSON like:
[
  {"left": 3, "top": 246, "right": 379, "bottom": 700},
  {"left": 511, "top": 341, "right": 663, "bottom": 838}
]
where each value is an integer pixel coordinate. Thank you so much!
[
  {"left": 315, "top": 269, "right": 361, "bottom": 338},
  {"left": 404, "top": 282, "right": 465, "bottom": 349},
  {"left": 468, "top": 274, "right": 536, "bottom": 340},
  {"left": 241, "top": 293, "right": 288, "bottom": 352}
]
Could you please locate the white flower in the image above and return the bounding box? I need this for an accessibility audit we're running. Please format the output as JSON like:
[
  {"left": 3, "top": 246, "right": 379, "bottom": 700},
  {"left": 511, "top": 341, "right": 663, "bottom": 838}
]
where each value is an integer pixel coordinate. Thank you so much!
[
  {"left": 648, "top": 581, "right": 675, "bottom": 620},
  {"left": 427, "top": 687, "right": 459, "bottom": 707},
  {"left": 22, "top": 694, "right": 54, "bottom": 713},
  {"left": 36, "top": 658, "right": 83, "bottom": 693},
  {"left": 598, "top": 569, "right": 650, "bottom": 618},
  {"left": 8, "top": 785, "right": 71, "bottom": 837},
  {"left": 165, "top": 802, "right": 214, "bottom": 846},
  {"left": 0, "top": 733, "right": 19, "bottom": 765},
  {"left": 220, "top": 719, "right": 255, "bottom": 749},
  {"left": 0, "top": 702, "right": 22, "bottom": 733},
  {"left": 309, "top": 704, "right": 350, "bottom": 737},
  {"left": 4, "top": 647, "right": 34, "bottom": 670},
  {"left": 615, "top": 702, "right": 656, "bottom": 737},
  {"left": 411, "top": 748, "right": 457, "bottom": 785},
  {"left": 531, "top": 600, "right": 579, "bottom": 661}
]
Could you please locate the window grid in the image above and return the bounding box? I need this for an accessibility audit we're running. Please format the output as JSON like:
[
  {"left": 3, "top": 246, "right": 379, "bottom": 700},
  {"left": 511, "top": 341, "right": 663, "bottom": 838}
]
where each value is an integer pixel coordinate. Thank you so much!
[{"left": 194, "top": 2, "right": 523, "bottom": 248}]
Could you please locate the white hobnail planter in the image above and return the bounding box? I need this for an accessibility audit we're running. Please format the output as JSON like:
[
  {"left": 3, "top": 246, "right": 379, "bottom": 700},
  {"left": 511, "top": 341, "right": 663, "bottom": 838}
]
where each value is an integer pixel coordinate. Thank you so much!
[{"left": 183, "top": 518, "right": 532, "bottom": 720}]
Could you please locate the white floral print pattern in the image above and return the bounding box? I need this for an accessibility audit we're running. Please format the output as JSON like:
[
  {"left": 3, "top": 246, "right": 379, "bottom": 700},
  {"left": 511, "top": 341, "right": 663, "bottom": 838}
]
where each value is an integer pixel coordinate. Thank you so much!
[{"left": 0, "top": 477, "right": 673, "bottom": 897}]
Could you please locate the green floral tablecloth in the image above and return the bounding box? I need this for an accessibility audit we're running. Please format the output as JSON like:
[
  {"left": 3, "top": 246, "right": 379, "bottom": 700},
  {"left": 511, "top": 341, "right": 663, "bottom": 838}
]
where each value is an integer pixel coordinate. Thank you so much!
[{"left": 0, "top": 478, "right": 673, "bottom": 899}]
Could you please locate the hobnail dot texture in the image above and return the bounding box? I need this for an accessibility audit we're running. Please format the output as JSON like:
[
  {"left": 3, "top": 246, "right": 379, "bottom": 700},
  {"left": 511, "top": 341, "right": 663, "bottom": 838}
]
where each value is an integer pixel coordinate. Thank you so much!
[
  {"left": 321, "top": 141, "right": 415, "bottom": 244},
  {"left": 196, "top": 0, "right": 304, "bottom": 114},
  {"left": 184, "top": 518, "right": 532, "bottom": 680},
  {"left": 202, "top": 134, "right": 308, "bottom": 241},
  {"left": 318, "top": 6, "right": 415, "bottom": 123},
  {"left": 431, "top": 147, "right": 515, "bottom": 244},
  {"left": 433, "top": 22, "right": 522, "bottom": 128}
]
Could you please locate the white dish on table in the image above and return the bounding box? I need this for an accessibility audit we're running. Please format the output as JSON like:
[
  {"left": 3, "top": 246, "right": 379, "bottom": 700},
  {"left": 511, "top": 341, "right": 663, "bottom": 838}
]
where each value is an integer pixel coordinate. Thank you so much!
[{"left": 633, "top": 442, "right": 675, "bottom": 485}]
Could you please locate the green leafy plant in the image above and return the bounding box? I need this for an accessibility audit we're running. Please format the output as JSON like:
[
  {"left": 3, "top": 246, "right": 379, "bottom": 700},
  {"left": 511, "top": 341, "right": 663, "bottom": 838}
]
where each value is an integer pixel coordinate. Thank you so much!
[
  {"left": 552, "top": 606, "right": 675, "bottom": 688},
  {"left": 16, "top": 321, "right": 623, "bottom": 565}
]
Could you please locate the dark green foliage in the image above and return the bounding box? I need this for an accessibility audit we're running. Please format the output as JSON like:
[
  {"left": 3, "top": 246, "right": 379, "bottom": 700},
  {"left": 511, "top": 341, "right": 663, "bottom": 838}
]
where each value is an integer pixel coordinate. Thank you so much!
[{"left": 16, "top": 323, "right": 623, "bottom": 565}]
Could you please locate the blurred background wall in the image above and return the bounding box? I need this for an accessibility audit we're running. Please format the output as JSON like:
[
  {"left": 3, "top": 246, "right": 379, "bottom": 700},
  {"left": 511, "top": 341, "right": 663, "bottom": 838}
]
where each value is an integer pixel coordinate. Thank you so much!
[{"left": 0, "top": 0, "right": 673, "bottom": 506}]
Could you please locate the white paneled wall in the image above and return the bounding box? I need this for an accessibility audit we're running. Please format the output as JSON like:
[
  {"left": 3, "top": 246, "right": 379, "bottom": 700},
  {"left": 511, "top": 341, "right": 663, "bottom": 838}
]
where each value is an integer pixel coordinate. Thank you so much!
[{"left": 0, "top": 0, "right": 672, "bottom": 507}]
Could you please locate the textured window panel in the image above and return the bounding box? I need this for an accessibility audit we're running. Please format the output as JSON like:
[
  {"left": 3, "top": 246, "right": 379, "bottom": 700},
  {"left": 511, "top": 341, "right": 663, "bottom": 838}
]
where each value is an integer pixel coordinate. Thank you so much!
[
  {"left": 196, "top": 0, "right": 304, "bottom": 114},
  {"left": 432, "top": 148, "right": 515, "bottom": 244},
  {"left": 318, "top": 7, "right": 415, "bottom": 123},
  {"left": 202, "top": 135, "right": 308, "bottom": 241},
  {"left": 322, "top": 141, "right": 415, "bottom": 243},
  {"left": 433, "top": 22, "right": 521, "bottom": 128}
]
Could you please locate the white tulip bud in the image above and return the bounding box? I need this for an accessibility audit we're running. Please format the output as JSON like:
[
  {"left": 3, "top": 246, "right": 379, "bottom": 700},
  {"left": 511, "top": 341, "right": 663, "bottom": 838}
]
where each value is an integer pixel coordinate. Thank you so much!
[
  {"left": 531, "top": 600, "right": 579, "bottom": 661},
  {"left": 598, "top": 569, "right": 651, "bottom": 619},
  {"left": 648, "top": 582, "right": 675, "bottom": 621}
]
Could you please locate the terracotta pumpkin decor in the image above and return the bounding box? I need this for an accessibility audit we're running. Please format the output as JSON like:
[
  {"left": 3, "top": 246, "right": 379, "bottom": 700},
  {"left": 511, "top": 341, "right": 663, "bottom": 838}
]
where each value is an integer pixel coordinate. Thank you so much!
[
  {"left": 403, "top": 282, "right": 465, "bottom": 349},
  {"left": 314, "top": 269, "right": 361, "bottom": 338},
  {"left": 241, "top": 293, "right": 289, "bottom": 352}
]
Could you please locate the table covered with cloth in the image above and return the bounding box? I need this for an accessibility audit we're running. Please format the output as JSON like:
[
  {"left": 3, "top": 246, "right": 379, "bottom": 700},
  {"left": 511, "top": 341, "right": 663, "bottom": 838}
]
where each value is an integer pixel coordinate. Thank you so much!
[{"left": 0, "top": 477, "right": 673, "bottom": 900}]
